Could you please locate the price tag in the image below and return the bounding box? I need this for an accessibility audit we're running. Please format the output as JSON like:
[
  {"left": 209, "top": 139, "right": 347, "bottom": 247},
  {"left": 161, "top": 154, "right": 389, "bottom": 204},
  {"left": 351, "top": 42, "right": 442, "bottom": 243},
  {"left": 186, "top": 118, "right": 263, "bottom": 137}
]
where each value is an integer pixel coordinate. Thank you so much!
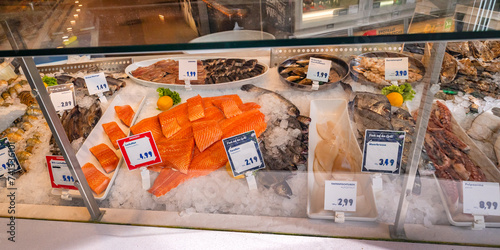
[
  {"left": 222, "top": 130, "right": 265, "bottom": 177},
  {"left": 385, "top": 57, "right": 409, "bottom": 81},
  {"left": 324, "top": 180, "right": 357, "bottom": 212},
  {"left": 361, "top": 129, "right": 405, "bottom": 174},
  {"left": 178, "top": 60, "right": 198, "bottom": 80},
  {"left": 47, "top": 83, "right": 75, "bottom": 112},
  {"left": 463, "top": 181, "right": 500, "bottom": 216},
  {"left": 117, "top": 131, "right": 162, "bottom": 171},
  {"left": 306, "top": 57, "right": 332, "bottom": 82},
  {"left": 0, "top": 138, "right": 21, "bottom": 177},
  {"left": 84, "top": 72, "right": 109, "bottom": 95},
  {"left": 348, "top": 5, "right": 359, "bottom": 14},
  {"left": 45, "top": 156, "right": 78, "bottom": 190}
]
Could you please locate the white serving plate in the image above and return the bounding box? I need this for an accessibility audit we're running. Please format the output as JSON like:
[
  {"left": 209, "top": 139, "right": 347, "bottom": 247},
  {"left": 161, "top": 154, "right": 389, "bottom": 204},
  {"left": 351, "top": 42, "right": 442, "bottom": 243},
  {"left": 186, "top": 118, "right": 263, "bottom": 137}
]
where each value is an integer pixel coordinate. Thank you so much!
[
  {"left": 124, "top": 57, "right": 269, "bottom": 90},
  {"left": 307, "top": 99, "right": 378, "bottom": 221},
  {"left": 52, "top": 94, "right": 145, "bottom": 200}
]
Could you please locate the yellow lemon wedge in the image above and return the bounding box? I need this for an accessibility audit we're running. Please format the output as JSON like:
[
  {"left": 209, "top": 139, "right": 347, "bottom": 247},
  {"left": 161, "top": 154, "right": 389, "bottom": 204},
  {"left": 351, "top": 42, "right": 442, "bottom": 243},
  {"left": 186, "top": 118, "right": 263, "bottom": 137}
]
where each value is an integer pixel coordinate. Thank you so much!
[
  {"left": 386, "top": 92, "right": 404, "bottom": 107},
  {"left": 157, "top": 96, "right": 173, "bottom": 111}
]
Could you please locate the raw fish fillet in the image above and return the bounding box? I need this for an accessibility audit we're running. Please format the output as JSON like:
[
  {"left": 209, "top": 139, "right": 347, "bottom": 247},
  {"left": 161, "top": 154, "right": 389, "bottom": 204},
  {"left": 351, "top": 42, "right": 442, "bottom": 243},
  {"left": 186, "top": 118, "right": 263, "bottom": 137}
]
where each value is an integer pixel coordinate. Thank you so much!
[
  {"left": 114, "top": 105, "right": 135, "bottom": 127},
  {"left": 187, "top": 95, "right": 205, "bottom": 121},
  {"left": 167, "top": 124, "right": 193, "bottom": 141},
  {"left": 202, "top": 95, "right": 243, "bottom": 107},
  {"left": 131, "top": 116, "right": 164, "bottom": 142},
  {"left": 238, "top": 102, "right": 261, "bottom": 112},
  {"left": 160, "top": 103, "right": 189, "bottom": 126},
  {"left": 192, "top": 120, "right": 223, "bottom": 152},
  {"left": 89, "top": 143, "right": 119, "bottom": 173},
  {"left": 148, "top": 141, "right": 227, "bottom": 197},
  {"left": 196, "top": 106, "right": 225, "bottom": 123},
  {"left": 158, "top": 112, "right": 181, "bottom": 139},
  {"left": 219, "top": 109, "right": 267, "bottom": 138},
  {"left": 102, "top": 122, "right": 126, "bottom": 149},
  {"left": 156, "top": 138, "right": 194, "bottom": 174},
  {"left": 213, "top": 99, "right": 242, "bottom": 118},
  {"left": 81, "top": 163, "right": 110, "bottom": 195}
]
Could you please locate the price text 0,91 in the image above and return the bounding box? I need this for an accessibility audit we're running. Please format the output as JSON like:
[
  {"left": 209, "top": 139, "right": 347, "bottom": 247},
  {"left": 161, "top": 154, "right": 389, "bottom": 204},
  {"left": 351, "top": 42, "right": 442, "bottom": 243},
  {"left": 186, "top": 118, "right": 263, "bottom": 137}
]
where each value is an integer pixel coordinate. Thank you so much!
[
  {"left": 479, "top": 201, "right": 498, "bottom": 210},
  {"left": 337, "top": 198, "right": 354, "bottom": 207}
]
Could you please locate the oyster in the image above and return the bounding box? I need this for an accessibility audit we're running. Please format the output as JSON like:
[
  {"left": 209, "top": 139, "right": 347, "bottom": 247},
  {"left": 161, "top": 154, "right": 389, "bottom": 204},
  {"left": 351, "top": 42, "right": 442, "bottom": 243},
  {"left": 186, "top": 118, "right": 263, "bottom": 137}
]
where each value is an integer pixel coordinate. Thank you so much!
[{"left": 440, "top": 52, "right": 458, "bottom": 84}]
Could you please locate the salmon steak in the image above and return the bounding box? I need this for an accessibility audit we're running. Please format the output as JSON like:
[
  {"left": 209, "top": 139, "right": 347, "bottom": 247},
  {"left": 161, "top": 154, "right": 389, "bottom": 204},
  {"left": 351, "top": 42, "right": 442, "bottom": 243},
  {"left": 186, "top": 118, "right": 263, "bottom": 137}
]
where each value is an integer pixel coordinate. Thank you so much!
[
  {"left": 102, "top": 122, "right": 127, "bottom": 149},
  {"left": 81, "top": 163, "right": 110, "bottom": 195},
  {"left": 192, "top": 120, "right": 222, "bottom": 152},
  {"left": 131, "top": 116, "right": 164, "bottom": 142},
  {"left": 156, "top": 138, "right": 194, "bottom": 174},
  {"left": 114, "top": 105, "right": 135, "bottom": 127},
  {"left": 187, "top": 95, "right": 205, "bottom": 121},
  {"left": 89, "top": 143, "right": 119, "bottom": 173}
]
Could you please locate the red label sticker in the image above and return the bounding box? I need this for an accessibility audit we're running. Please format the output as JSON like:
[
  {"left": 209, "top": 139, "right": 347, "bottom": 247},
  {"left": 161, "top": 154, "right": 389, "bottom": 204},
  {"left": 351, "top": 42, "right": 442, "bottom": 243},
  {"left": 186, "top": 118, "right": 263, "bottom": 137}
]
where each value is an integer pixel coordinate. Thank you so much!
[
  {"left": 117, "top": 131, "right": 162, "bottom": 171},
  {"left": 45, "top": 156, "right": 78, "bottom": 190}
]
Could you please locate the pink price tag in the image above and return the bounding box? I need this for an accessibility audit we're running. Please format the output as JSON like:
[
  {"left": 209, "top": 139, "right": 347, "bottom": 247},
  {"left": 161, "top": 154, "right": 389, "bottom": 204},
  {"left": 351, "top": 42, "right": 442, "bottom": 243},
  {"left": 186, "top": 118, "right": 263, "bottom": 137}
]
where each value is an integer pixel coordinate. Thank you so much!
[
  {"left": 117, "top": 131, "right": 162, "bottom": 171},
  {"left": 45, "top": 156, "right": 78, "bottom": 190}
]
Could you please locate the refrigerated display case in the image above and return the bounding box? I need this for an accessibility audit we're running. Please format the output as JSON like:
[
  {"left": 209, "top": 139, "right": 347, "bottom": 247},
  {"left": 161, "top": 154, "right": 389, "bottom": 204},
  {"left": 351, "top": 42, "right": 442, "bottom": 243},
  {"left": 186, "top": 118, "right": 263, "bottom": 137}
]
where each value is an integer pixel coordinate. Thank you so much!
[{"left": 1, "top": 0, "right": 500, "bottom": 247}]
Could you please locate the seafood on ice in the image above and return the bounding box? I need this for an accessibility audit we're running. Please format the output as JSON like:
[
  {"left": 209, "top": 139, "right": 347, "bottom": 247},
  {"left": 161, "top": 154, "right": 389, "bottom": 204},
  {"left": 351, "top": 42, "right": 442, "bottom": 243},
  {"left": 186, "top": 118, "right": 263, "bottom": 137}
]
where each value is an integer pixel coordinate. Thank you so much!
[
  {"left": 279, "top": 57, "right": 341, "bottom": 85},
  {"left": 131, "top": 59, "right": 266, "bottom": 85},
  {"left": 467, "top": 107, "right": 500, "bottom": 165},
  {"left": 352, "top": 56, "right": 423, "bottom": 86},
  {"left": 241, "top": 84, "right": 310, "bottom": 198},
  {"left": 140, "top": 94, "right": 267, "bottom": 197}
]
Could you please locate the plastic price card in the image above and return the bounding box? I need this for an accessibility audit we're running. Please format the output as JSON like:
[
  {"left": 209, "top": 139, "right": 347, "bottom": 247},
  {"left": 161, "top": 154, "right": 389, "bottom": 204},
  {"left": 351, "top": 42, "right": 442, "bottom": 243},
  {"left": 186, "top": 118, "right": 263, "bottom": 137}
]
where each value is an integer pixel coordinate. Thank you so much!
[
  {"left": 0, "top": 138, "right": 21, "bottom": 177},
  {"left": 324, "top": 180, "right": 357, "bottom": 212},
  {"left": 45, "top": 156, "right": 78, "bottom": 190},
  {"left": 117, "top": 131, "right": 161, "bottom": 171},
  {"left": 385, "top": 57, "right": 408, "bottom": 81},
  {"left": 463, "top": 181, "right": 500, "bottom": 216},
  {"left": 361, "top": 129, "right": 405, "bottom": 174},
  {"left": 306, "top": 57, "right": 331, "bottom": 82},
  {"left": 222, "top": 130, "right": 265, "bottom": 177},
  {"left": 178, "top": 60, "right": 198, "bottom": 80},
  {"left": 84, "top": 72, "right": 109, "bottom": 95},
  {"left": 47, "top": 83, "right": 75, "bottom": 112}
]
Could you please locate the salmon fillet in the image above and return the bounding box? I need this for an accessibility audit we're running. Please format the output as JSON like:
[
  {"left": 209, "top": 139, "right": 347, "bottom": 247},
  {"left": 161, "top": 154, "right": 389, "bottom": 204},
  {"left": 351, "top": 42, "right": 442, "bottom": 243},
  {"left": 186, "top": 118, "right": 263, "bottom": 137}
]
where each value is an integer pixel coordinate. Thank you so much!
[
  {"left": 187, "top": 95, "right": 205, "bottom": 121},
  {"left": 156, "top": 138, "right": 194, "bottom": 174},
  {"left": 196, "top": 106, "right": 225, "bottom": 123},
  {"left": 89, "top": 143, "right": 119, "bottom": 173},
  {"left": 131, "top": 116, "right": 164, "bottom": 142},
  {"left": 114, "top": 105, "right": 135, "bottom": 127},
  {"left": 239, "top": 102, "right": 261, "bottom": 112},
  {"left": 102, "top": 122, "right": 127, "bottom": 149},
  {"left": 81, "top": 163, "right": 110, "bottom": 195},
  {"left": 158, "top": 112, "right": 181, "bottom": 139},
  {"left": 219, "top": 109, "right": 267, "bottom": 138},
  {"left": 213, "top": 99, "right": 242, "bottom": 118},
  {"left": 202, "top": 95, "right": 243, "bottom": 106},
  {"left": 192, "top": 120, "right": 222, "bottom": 152}
]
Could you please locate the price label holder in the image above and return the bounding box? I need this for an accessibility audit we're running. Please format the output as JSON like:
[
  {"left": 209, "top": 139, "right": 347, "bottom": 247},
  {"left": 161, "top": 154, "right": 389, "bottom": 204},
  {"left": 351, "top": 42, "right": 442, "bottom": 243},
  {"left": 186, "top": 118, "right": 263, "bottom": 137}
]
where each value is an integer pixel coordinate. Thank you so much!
[
  {"left": 361, "top": 129, "right": 405, "bottom": 175},
  {"left": 118, "top": 131, "right": 161, "bottom": 170},
  {"left": 463, "top": 181, "right": 500, "bottom": 229},
  {"left": 179, "top": 59, "right": 198, "bottom": 91},
  {"left": 47, "top": 83, "right": 76, "bottom": 112},
  {"left": 385, "top": 57, "right": 408, "bottom": 82},
  {"left": 84, "top": 72, "right": 109, "bottom": 103},
  {"left": 0, "top": 138, "right": 21, "bottom": 178},
  {"left": 222, "top": 130, "right": 265, "bottom": 190},
  {"left": 46, "top": 156, "right": 77, "bottom": 200},
  {"left": 324, "top": 180, "right": 357, "bottom": 222},
  {"left": 306, "top": 57, "right": 332, "bottom": 91}
]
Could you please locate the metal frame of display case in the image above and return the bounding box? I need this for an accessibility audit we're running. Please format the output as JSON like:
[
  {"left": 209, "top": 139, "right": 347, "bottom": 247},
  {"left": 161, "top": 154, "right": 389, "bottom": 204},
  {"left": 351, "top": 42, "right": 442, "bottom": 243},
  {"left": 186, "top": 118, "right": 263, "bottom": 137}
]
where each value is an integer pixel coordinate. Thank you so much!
[{"left": 2, "top": 18, "right": 500, "bottom": 239}]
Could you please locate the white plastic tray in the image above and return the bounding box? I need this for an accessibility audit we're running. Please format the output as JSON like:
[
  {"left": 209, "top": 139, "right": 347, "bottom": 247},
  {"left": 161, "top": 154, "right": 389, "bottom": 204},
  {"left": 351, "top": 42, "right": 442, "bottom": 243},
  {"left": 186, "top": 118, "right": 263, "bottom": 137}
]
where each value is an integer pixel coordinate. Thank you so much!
[
  {"left": 124, "top": 57, "right": 269, "bottom": 90},
  {"left": 307, "top": 99, "right": 378, "bottom": 221},
  {"left": 52, "top": 94, "right": 145, "bottom": 200}
]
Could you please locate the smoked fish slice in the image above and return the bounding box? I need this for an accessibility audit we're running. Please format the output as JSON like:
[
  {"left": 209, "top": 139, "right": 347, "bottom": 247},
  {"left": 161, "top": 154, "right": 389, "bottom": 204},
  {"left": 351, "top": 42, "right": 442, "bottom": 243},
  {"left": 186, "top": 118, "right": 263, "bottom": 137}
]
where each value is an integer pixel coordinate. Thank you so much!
[
  {"left": 187, "top": 95, "right": 205, "bottom": 121},
  {"left": 89, "top": 143, "right": 119, "bottom": 173},
  {"left": 213, "top": 99, "right": 242, "bottom": 118},
  {"left": 238, "top": 102, "right": 261, "bottom": 112},
  {"left": 156, "top": 138, "right": 194, "bottom": 174},
  {"left": 82, "top": 163, "right": 110, "bottom": 195},
  {"left": 114, "top": 105, "right": 135, "bottom": 127},
  {"left": 131, "top": 116, "right": 165, "bottom": 142},
  {"left": 102, "top": 122, "right": 127, "bottom": 149},
  {"left": 158, "top": 112, "right": 181, "bottom": 139},
  {"left": 192, "top": 120, "right": 222, "bottom": 152}
]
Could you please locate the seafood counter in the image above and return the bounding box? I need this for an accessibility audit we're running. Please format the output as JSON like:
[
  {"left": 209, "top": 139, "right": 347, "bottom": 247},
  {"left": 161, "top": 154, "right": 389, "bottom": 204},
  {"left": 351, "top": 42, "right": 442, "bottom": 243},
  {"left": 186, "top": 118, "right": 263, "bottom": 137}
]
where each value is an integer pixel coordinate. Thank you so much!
[{"left": 0, "top": 47, "right": 499, "bottom": 236}]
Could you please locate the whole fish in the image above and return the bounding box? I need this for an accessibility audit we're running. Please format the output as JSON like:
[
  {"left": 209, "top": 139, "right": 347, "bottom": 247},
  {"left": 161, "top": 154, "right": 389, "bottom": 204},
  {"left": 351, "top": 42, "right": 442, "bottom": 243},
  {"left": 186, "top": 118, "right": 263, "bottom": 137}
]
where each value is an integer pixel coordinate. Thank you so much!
[{"left": 241, "top": 84, "right": 300, "bottom": 117}]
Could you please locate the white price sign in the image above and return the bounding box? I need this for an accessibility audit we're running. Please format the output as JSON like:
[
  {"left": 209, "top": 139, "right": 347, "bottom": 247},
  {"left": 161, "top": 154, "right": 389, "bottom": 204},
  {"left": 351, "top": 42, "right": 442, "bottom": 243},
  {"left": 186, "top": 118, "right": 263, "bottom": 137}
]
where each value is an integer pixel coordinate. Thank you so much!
[
  {"left": 463, "top": 181, "right": 500, "bottom": 216},
  {"left": 178, "top": 60, "right": 198, "bottom": 80},
  {"left": 117, "top": 131, "right": 162, "bottom": 171},
  {"left": 51, "top": 160, "right": 75, "bottom": 186},
  {"left": 384, "top": 57, "right": 408, "bottom": 81},
  {"left": 362, "top": 130, "right": 405, "bottom": 174},
  {"left": 324, "top": 180, "right": 357, "bottom": 212},
  {"left": 50, "top": 90, "right": 74, "bottom": 112},
  {"left": 348, "top": 5, "right": 359, "bottom": 14},
  {"left": 223, "top": 131, "right": 265, "bottom": 177},
  {"left": 306, "top": 57, "right": 332, "bottom": 82},
  {"left": 84, "top": 72, "right": 109, "bottom": 95}
]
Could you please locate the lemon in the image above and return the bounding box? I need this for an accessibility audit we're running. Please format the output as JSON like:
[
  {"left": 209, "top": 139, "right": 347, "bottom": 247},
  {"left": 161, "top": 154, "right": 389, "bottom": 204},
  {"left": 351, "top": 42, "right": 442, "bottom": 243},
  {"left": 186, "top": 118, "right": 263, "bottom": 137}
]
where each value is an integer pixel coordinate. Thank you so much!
[
  {"left": 225, "top": 162, "right": 244, "bottom": 179},
  {"left": 386, "top": 92, "right": 404, "bottom": 107},
  {"left": 157, "top": 96, "right": 173, "bottom": 111}
]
